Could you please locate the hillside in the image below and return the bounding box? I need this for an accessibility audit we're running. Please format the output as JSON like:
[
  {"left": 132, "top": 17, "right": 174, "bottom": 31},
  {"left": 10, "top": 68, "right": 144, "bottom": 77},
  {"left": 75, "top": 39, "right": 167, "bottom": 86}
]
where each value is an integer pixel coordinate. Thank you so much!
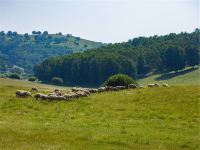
[
  {"left": 34, "top": 29, "right": 200, "bottom": 86},
  {"left": 0, "top": 78, "right": 70, "bottom": 91},
  {"left": 0, "top": 78, "right": 199, "bottom": 149},
  {"left": 138, "top": 67, "right": 200, "bottom": 86},
  {"left": 0, "top": 31, "right": 103, "bottom": 73}
]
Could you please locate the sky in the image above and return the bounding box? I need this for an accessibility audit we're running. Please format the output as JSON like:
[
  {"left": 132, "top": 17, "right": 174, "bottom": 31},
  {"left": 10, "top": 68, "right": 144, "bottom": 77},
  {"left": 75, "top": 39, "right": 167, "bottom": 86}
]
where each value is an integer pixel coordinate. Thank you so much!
[{"left": 0, "top": 0, "right": 199, "bottom": 43}]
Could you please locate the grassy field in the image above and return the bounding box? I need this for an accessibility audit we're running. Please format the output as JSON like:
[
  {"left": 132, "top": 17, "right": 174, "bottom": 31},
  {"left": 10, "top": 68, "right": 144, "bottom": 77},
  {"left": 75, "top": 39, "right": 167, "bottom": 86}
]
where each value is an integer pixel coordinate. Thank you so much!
[
  {"left": 138, "top": 67, "right": 200, "bottom": 86},
  {"left": 0, "top": 78, "right": 70, "bottom": 91},
  {"left": 0, "top": 77, "right": 199, "bottom": 149}
]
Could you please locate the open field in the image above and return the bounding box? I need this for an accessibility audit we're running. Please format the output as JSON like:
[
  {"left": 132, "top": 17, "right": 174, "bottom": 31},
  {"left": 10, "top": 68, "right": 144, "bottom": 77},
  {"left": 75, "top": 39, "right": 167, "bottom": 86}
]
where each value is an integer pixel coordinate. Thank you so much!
[
  {"left": 138, "top": 67, "right": 200, "bottom": 86},
  {"left": 0, "top": 78, "right": 199, "bottom": 149},
  {"left": 0, "top": 78, "right": 70, "bottom": 91}
]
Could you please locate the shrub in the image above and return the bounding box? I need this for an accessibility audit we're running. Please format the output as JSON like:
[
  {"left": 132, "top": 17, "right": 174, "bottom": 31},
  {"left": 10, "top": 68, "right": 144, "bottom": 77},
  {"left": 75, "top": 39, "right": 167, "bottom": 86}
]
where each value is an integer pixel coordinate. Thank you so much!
[
  {"left": 104, "top": 74, "right": 137, "bottom": 87},
  {"left": 28, "top": 76, "right": 38, "bottom": 82},
  {"left": 0, "top": 73, "right": 6, "bottom": 78},
  {"left": 51, "top": 77, "right": 63, "bottom": 85},
  {"left": 9, "top": 73, "right": 20, "bottom": 80}
]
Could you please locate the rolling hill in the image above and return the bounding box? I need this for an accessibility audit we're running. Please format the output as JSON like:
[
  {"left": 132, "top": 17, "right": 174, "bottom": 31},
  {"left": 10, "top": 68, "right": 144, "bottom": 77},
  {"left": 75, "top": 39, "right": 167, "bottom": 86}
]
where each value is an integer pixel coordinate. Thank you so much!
[
  {"left": 0, "top": 31, "right": 103, "bottom": 73},
  {"left": 34, "top": 29, "right": 199, "bottom": 86},
  {"left": 138, "top": 67, "right": 200, "bottom": 86}
]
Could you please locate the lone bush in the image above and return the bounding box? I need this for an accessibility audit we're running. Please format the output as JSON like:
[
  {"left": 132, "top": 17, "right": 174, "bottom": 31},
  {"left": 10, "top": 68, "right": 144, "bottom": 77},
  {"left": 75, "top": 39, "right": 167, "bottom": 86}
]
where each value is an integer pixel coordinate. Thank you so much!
[
  {"left": 9, "top": 73, "right": 20, "bottom": 80},
  {"left": 104, "top": 74, "right": 137, "bottom": 87},
  {"left": 28, "top": 76, "right": 38, "bottom": 82},
  {"left": 51, "top": 77, "right": 63, "bottom": 85}
]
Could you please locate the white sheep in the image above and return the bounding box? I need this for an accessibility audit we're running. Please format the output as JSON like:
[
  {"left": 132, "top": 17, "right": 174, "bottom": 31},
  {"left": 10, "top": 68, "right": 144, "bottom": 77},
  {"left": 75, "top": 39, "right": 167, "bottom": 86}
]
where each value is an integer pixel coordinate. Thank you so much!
[
  {"left": 128, "top": 84, "right": 138, "bottom": 89},
  {"left": 31, "top": 87, "right": 38, "bottom": 92},
  {"left": 148, "top": 83, "right": 160, "bottom": 87},
  {"left": 16, "top": 90, "right": 32, "bottom": 98}
]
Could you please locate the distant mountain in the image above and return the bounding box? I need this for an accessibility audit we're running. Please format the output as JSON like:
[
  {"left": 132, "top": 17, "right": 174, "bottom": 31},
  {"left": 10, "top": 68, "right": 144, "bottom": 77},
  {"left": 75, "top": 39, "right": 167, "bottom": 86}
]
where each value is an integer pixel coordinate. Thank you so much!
[
  {"left": 34, "top": 29, "right": 199, "bottom": 86},
  {"left": 0, "top": 31, "right": 103, "bottom": 73}
]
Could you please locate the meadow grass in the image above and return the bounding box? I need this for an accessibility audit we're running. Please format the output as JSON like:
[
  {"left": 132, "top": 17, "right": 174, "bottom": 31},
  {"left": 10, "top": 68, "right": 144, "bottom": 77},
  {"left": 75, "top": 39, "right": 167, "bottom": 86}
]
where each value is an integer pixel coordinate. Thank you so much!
[
  {"left": 0, "top": 78, "right": 70, "bottom": 91},
  {"left": 0, "top": 78, "right": 199, "bottom": 149},
  {"left": 138, "top": 67, "right": 200, "bottom": 86}
]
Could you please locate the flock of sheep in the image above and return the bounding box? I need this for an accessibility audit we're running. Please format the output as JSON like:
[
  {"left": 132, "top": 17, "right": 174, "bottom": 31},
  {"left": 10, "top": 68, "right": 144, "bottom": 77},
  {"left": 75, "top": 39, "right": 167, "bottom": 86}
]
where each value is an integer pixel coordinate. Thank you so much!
[{"left": 15, "top": 83, "right": 169, "bottom": 101}]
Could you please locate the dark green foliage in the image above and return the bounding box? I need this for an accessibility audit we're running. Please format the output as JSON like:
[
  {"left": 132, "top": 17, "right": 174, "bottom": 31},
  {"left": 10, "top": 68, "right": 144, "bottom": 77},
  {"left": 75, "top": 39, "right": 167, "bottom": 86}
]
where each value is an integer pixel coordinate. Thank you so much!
[
  {"left": 10, "top": 66, "right": 24, "bottom": 74},
  {"left": 0, "top": 31, "right": 5, "bottom": 36},
  {"left": 34, "top": 29, "right": 199, "bottom": 86},
  {"left": 0, "top": 31, "right": 102, "bottom": 73},
  {"left": 137, "top": 55, "right": 149, "bottom": 75},
  {"left": 57, "top": 32, "right": 62, "bottom": 35},
  {"left": 51, "top": 77, "right": 63, "bottom": 85},
  {"left": 24, "top": 33, "right": 30, "bottom": 41},
  {"left": 7, "top": 31, "right": 13, "bottom": 37},
  {"left": 162, "top": 46, "right": 185, "bottom": 71},
  {"left": 28, "top": 76, "right": 38, "bottom": 82},
  {"left": 9, "top": 73, "right": 20, "bottom": 79},
  {"left": 42, "top": 31, "right": 48, "bottom": 36},
  {"left": 34, "top": 53, "right": 136, "bottom": 86},
  {"left": 32, "top": 31, "right": 41, "bottom": 34},
  {"left": 185, "top": 46, "right": 199, "bottom": 67},
  {"left": 54, "top": 37, "right": 65, "bottom": 44},
  {"left": 0, "top": 55, "right": 9, "bottom": 71},
  {"left": 104, "top": 74, "right": 137, "bottom": 87}
]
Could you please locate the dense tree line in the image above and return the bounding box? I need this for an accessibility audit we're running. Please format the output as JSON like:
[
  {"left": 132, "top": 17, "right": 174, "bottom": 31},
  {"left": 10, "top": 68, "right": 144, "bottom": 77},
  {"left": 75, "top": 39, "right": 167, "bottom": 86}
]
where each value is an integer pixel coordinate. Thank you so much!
[
  {"left": 0, "top": 31, "right": 102, "bottom": 73},
  {"left": 34, "top": 29, "right": 200, "bottom": 86}
]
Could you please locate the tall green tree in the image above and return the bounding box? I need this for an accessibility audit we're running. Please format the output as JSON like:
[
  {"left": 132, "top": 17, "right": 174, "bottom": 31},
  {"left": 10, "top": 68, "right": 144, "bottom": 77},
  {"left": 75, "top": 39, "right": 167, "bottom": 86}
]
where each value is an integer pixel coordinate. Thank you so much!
[
  {"left": 137, "top": 55, "right": 148, "bottom": 75},
  {"left": 163, "top": 46, "right": 185, "bottom": 71},
  {"left": 185, "top": 46, "right": 199, "bottom": 67}
]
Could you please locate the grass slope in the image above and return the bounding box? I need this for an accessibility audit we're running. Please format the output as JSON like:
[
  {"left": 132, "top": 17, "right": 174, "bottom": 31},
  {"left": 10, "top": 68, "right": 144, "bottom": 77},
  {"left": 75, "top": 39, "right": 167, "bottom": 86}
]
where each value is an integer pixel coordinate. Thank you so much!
[
  {"left": 0, "top": 78, "right": 199, "bottom": 149},
  {"left": 138, "top": 67, "right": 200, "bottom": 86},
  {"left": 0, "top": 78, "right": 70, "bottom": 91}
]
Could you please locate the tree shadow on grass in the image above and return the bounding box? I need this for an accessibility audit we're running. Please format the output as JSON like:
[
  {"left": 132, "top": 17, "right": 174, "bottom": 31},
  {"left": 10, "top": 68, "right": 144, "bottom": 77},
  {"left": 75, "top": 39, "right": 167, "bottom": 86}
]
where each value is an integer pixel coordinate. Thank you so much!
[{"left": 155, "top": 67, "right": 198, "bottom": 81}]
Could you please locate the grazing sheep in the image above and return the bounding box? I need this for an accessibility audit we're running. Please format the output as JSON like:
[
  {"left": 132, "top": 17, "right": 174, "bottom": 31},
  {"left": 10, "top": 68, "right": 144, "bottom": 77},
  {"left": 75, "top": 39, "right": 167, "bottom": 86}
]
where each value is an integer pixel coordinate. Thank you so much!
[
  {"left": 47, "top": 92, "right": 64, "bottom": 97},
  {"left": 68, "top": 92, "right": 80, "bottom": 99},
  {"left": 56, "top": 96, "right": 66, "bottom": 100},
  {"left": 47, "top": 92, "right": 58, "bottom": 96},
  {"left": 47, "top": 94, "right": 57, "bottom": 100},
  {"left": 34, "top": 93, "right": 49, "bottom": 100},
  {"left": 64, "top": 94, "right": 74, "bottom": 100},
  {"left": 71, "top": 87, "right": 90, "bottom": 95},
  {"left": 54, "top": 89, "right": 60, "bottom": 93},
  {"left": 104, "top": 86, "right": 112, "bottom": 91},
  {"left": 107, "top": 86, "right": 119, "bottom": 91},
  {"left": 51, "top": 89, "right": 64, "bottom": 96},
  {"left": 35, "top": 92, "right": 66, "bottom": 101},
  {"left": 82, "top": 89, "right": 90, "bottom": 95},
  {"left": 56, "top": 91, "right": 64, "bottom": 96},
  {"left": 98, "top": 87, "right": 106, "bottom": 93},
  {"left": 71, "top": 87, "right": 82, "bottom": 92},
  {"left": 75, "top": 91, "right": 88, "bottom": 97},
  {"left": 138, "top": 86, "right": 145, "bottom": 89},
  {"left": 128, "top": 84, "right": 138, "bottom": 89},
  {"left": 48, "top": 95, "right": 66, "bottom": 100},
  {"left": 87, "top": 88, "right": 98, "bottom": 93},
  {"left": 16, "top": 90, "right": 32, "bottom": 98},
  {"left": 116, "top": 86, "right": 126, "bottom": 90},
  {"left": 34, "top": 93, "right": 45, "bottom": 100},
  {"left": 40, "top": 94, "right": 49, "bottom": 100},
  {"left": 148, "top": 83, "right": 160, "bottom": 87},
  {"left": 112, "top": 87, "right": 119, "bottom": 91},
  {"left": 162, "top": 83, "right": 169, "bottom": 87},
  {"left": 31, "top": 87, "right": 38, "bottom": 92}
]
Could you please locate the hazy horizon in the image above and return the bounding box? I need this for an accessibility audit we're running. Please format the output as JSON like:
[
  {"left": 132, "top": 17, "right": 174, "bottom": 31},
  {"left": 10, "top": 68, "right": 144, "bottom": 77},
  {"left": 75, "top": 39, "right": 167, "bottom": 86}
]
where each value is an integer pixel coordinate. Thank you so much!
[{"left": 0, "top": 0, "right": 199, "bottom": 43}]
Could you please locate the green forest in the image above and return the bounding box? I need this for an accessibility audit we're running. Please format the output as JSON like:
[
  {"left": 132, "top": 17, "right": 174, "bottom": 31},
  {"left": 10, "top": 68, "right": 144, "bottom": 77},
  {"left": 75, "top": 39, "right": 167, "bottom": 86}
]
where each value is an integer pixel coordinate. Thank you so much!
[
  {"left": 34, "top": 29, "right": 200, "bottom": 86},
  {"left": 0, "top": 31, "right": 102, "bottom": 73}
]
